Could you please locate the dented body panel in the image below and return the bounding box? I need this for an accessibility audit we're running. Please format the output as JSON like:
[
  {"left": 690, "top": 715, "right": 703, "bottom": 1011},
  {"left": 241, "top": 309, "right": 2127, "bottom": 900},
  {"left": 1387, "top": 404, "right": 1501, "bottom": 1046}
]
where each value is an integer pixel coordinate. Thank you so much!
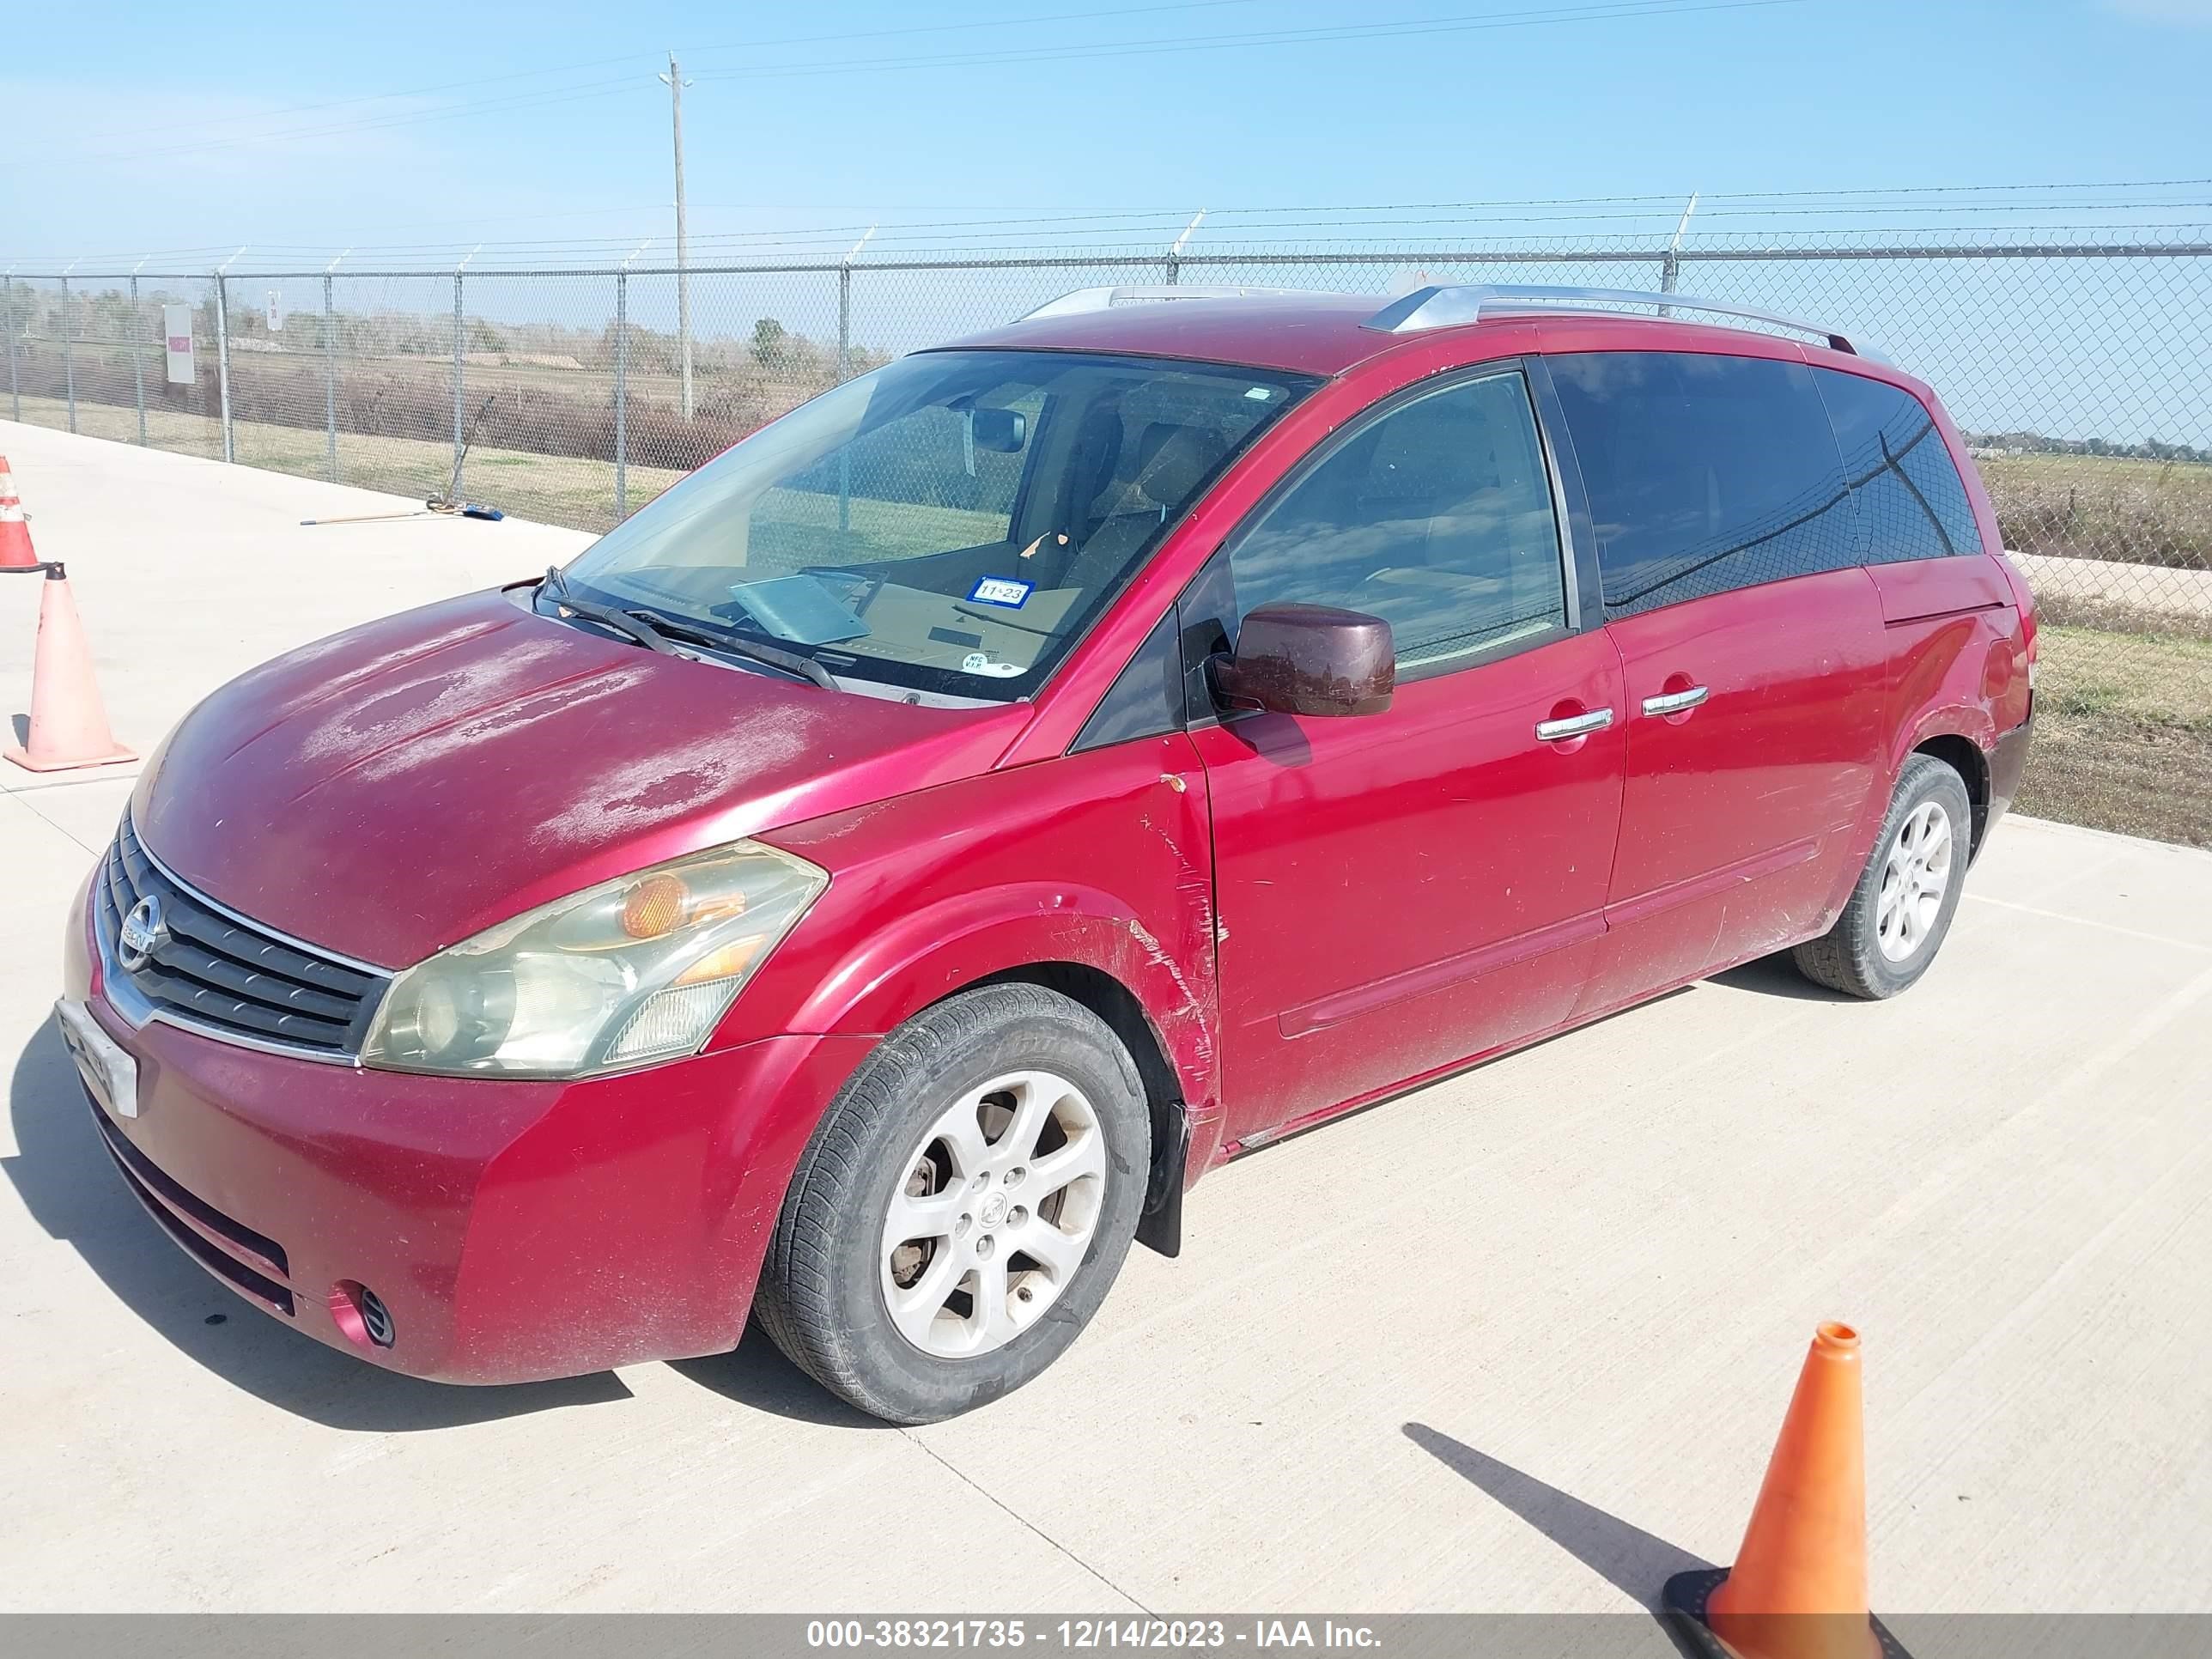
[{"left": 748, "top": 732, "right": 1222, "bottom": 1116}]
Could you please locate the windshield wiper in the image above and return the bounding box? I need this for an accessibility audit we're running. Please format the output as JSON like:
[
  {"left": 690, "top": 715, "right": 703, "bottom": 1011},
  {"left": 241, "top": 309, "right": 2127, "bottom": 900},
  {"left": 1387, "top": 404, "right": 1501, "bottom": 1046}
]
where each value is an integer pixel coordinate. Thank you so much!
[
  {"left": 541, "top": 568, "right": 837, "bottom": 690},
  {"left": 642, "top": 611, "right": 841, "bottom": 690},
  {"left": 539, "top": 567, "right": 681, "bottom": 657}
]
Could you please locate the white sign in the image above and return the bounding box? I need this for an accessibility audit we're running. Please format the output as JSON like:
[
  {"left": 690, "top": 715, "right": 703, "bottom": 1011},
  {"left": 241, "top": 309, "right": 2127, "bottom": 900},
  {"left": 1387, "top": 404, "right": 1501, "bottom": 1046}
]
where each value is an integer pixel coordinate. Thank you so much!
[
  {"left": 266, "top": 290, "right": 283, "bottom": 332},
  {"left": 161, "top": 303, "right": 195, "bottom": 386}
]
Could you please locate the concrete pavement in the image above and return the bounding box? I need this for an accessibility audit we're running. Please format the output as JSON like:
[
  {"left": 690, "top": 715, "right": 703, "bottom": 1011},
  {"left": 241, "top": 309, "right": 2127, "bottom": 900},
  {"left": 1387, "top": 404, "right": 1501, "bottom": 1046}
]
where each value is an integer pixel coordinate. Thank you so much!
[
  {"left": 2014, "top": 549, "right": 2212, "bottom": 625},
  {"left": 2, "top": 421, "right": 2209, "bottom": 1613}
]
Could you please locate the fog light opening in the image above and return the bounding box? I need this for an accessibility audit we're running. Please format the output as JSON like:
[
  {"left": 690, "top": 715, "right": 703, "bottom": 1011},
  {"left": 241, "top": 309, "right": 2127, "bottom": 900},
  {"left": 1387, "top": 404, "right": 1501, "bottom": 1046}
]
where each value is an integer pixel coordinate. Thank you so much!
[{"left": 329, "top": 1280, "right": 396, "bottom": 1350}]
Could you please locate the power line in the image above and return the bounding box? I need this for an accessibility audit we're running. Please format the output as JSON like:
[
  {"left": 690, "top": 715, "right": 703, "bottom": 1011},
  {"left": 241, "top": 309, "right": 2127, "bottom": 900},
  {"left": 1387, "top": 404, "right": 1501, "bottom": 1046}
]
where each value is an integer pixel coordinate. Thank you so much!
[
  {"left": 691, "top": 0, "right": 1809, "bottom": 81},
  {"left": 26, "top": 1, "right": 1283, "bottom": 155},
  {"left": 224, "top": 176, "right": 2212, "bottom": 247},
  {"left": 31, "top": 182, "right": 2212, "bottom": 257},
  {"left": 75, "top": 0, "right": 1808, "bottom": 165}
]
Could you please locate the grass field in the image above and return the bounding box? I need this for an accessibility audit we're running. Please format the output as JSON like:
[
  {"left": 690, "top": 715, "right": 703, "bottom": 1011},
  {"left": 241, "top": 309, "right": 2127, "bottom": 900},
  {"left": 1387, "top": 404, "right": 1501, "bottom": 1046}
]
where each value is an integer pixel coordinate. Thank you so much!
[
  {"left": 1978, "top": 450, "right": 2212, "bottom": 572},
  {"left": 11, "top": 392, "right": 687, "bottom": 532},
  {"left": 9, "top": 393, "right": 1005, "bottom": 552},
  {"left": 2018, "top": 623, "right": 2212, "bottom": 848}
]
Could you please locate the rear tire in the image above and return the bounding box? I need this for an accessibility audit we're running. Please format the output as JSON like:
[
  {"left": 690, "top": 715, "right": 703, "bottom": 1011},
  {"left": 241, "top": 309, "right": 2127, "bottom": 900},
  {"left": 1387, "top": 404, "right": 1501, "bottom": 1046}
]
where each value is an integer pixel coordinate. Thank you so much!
[
  {"left": 756, "top": 983, "right": 1150, "bottom": 1425},
  {"left": 1792, "top": 754, "right": 1972, "bottom": 1000}
]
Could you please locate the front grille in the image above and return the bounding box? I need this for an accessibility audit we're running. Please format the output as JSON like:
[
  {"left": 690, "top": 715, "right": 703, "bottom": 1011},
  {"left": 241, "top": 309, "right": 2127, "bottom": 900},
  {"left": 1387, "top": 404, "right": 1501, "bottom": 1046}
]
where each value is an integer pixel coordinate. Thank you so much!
[{"left": 97, "top": 816, "right": 388, "bottom": 1059}]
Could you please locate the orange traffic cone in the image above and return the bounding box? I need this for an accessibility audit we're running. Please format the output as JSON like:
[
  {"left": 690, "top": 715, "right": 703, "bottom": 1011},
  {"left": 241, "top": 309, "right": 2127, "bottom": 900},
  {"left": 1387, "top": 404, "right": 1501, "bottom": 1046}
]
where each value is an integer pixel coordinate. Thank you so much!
[
  {"left": 1663, "top": 1322, "right": 1903, "bottom": 1659},
  {"left": 3, "top": 563, "right": 137, "bottom": 772},
  {"left": 0, "top": 457, "right": 35, "bottom": 571}
]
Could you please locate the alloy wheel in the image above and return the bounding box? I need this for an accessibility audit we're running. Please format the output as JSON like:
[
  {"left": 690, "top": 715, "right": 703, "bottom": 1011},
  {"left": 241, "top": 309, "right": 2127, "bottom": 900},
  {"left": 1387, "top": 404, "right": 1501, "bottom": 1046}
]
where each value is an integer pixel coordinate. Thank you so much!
[
  {"left": 879, "top": 1069, "right": 1107, "bottom": 1359},
  {"left": 1876, "top": 799, "right": 1954, "bottom": 963}
]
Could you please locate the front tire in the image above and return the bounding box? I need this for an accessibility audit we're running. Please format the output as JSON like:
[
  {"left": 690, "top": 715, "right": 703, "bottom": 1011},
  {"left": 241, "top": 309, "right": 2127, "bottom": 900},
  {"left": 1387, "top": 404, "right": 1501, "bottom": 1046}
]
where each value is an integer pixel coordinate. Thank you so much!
[
  {"left": 1792, "top": 753, "right": 1972, "bottom": 1000},
  {"left": 756, "top": 983, "right": 1150, "bottom": 1424}
]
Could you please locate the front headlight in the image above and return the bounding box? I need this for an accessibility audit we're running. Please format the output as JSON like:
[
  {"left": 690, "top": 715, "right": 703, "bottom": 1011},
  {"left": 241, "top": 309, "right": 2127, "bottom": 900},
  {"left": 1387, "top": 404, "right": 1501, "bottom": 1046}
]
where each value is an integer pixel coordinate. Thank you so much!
[{"left": 360, "top": 841, "right": 827, "bottom": 1078}]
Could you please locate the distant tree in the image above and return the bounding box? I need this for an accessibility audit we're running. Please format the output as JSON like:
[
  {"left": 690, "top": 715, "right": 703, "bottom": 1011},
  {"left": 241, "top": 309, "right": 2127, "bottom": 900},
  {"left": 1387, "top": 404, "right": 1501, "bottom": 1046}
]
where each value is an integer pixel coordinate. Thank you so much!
[
  {"left": 596, "top": 318, "right": 677, "bottom": 374},
  {"left": 751, "top": 317, "right": 789, "bottom": 366},
  {"left": 1966, "top": 428, "right": 2209, "bottom": 465}
]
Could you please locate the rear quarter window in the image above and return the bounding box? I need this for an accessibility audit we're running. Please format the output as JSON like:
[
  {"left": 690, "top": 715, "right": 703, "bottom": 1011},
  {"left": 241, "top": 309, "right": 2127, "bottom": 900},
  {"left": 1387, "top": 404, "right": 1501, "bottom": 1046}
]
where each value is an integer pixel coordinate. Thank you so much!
[
  {"left": 1547, "top": 350, "right": 1857, "bottom": 619},
  {"left": 1812, "top": 368, "right": 1984, "bottom": 561}
]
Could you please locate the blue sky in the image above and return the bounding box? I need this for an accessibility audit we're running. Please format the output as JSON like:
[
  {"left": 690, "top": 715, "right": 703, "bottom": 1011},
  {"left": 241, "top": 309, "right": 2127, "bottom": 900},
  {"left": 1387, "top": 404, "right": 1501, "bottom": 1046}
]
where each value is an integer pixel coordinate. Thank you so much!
[{"left": 6, "top": 0, "right": 2211, "bottom": 264}]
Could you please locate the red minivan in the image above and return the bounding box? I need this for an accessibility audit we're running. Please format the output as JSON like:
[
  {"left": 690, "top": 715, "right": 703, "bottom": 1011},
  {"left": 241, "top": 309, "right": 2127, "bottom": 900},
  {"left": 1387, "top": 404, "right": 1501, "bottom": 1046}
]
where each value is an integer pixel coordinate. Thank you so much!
[{"left": 56, "top": 285, "right": 2035, "bottom": 1422}]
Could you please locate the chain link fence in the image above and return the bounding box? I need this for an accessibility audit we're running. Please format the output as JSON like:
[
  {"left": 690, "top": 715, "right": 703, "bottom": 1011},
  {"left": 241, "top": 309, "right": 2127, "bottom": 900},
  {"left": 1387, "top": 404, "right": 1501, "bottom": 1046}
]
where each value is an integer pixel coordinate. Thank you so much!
[{"left": 5, "top": 233, "right": 2209, "bottom": 844}]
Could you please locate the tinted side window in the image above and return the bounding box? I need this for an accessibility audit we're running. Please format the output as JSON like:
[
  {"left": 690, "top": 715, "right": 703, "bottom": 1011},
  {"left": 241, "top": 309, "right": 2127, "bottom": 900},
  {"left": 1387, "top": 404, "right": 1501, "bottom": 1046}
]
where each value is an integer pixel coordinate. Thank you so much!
[
  {"left": 1226, "top": 370, "right": 1565, "bottom": 674},
  {"left": 1548, "top": 351, "right": 1856, "bottom": 618},
  {"left": 1814, "top": 369, "right": 1984, "bottom": 561}
]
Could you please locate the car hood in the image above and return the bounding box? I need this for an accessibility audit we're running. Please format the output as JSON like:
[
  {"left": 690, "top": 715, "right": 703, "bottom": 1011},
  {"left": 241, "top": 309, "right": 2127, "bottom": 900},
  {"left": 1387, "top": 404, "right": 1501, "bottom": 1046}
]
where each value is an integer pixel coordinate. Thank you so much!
[{"left": 132, "top": 588, "right": 1024, "bottom": 968}]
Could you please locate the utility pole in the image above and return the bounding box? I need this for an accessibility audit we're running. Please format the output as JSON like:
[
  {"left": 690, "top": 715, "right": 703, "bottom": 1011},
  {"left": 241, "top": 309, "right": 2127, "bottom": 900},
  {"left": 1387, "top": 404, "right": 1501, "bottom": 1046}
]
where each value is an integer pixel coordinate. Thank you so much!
[{"left": 659, "top": 52, "right": 695, "bottom": 420}]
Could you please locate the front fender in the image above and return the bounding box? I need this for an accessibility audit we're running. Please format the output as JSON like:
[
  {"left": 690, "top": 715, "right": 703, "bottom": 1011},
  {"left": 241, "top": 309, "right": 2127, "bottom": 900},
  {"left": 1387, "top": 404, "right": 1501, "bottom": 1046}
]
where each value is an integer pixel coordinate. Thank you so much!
[
  {"left": 737, "top": 732, "right": 1221, "bottom": 1121},
  {"left": 790, "top": 884, "right": 1218, "bottom": 1112}
]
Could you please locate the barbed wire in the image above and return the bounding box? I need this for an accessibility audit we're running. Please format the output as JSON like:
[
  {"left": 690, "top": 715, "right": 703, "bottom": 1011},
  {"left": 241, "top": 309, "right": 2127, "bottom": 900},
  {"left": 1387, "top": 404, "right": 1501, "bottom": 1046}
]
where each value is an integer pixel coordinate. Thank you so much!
[{"left": 15, "top": 195, "right": 2212, "bottom": 275}]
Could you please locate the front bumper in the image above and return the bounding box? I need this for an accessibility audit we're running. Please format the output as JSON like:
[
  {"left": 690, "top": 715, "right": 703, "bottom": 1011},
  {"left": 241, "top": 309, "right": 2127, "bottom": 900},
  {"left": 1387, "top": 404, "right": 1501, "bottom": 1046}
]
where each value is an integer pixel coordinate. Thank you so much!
[{"left": 62, "top": 876, "right": 872, "bottom": 1384}]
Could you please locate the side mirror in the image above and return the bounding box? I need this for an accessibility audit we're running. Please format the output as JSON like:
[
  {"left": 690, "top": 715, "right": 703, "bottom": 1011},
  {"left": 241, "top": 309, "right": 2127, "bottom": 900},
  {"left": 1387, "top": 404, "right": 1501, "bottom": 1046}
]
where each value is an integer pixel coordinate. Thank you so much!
[{"left": 1210, "top": 602, "right": 1394, "bottom": 719}]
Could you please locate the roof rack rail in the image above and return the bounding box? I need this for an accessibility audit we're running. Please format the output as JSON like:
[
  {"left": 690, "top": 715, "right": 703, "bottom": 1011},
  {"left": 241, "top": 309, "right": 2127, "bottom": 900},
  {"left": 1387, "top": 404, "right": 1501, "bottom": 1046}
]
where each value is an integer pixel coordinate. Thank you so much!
[
  {"left": 1020, "top": 283, "right": 1306, "bottom": 320},
  {"left": 1363, "top": 284, "right": 1863, "bottom": 356}
]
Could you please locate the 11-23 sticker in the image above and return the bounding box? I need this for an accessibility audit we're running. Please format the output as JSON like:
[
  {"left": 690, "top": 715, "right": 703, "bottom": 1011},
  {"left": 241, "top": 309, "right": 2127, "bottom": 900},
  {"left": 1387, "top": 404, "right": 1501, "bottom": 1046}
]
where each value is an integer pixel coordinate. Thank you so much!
[{"left": 967, "top": 576, "right": 1033, "bottom": 609}]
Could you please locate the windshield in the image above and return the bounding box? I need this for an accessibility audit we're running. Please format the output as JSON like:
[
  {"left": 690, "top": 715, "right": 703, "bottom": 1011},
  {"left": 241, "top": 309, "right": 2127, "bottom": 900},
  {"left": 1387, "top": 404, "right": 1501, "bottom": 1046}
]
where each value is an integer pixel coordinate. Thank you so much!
[{"left": 554, "top": 349, "right": 1318, "bottom": 700}]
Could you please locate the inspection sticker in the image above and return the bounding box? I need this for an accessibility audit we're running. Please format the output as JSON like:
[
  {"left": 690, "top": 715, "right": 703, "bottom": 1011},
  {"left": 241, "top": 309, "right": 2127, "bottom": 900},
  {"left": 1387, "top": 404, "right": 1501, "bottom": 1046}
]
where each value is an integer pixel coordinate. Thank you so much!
[
  {"left": 967, "top": 576, "right": 1034, "bottom": 609},
  {"left": 961, "top": 652, "right": 1026, "bottom": 678}
]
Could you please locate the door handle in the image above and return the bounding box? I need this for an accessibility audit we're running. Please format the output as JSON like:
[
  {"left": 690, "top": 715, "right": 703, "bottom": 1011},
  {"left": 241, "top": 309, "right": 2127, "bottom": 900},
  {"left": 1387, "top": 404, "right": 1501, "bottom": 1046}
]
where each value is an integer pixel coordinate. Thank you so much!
[
  {"left": 1641, "top": 685, "right": 1710, "bottom": 717},
  {"left": 1534, "top": 708, "right": 1614, "bottom": 742}
]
